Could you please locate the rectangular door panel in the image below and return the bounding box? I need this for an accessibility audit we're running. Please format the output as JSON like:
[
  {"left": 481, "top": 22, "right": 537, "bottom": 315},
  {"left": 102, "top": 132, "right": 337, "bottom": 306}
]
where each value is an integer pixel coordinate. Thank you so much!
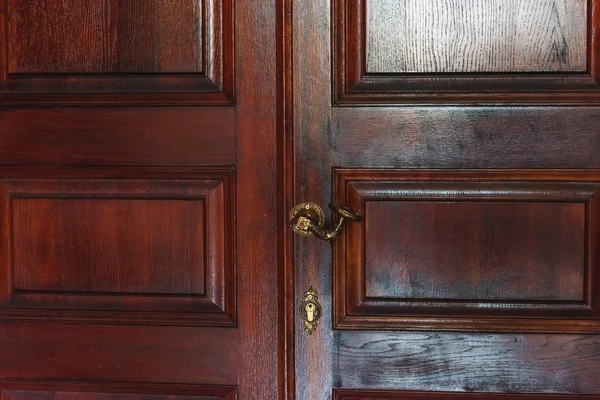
[
  {"left": 334, "top": 0, "right": 600, "bottom": 104},
  {"left": 366, "top": 0, "right": 588, "bottom": 73},
  {"left": 0, "top": 0, "right": 234, "bottom": 104},
  {"left": 334, "top": 170, "right": 600, "bottom": 331},
  {"left": 0, "top": 169, "right": 234, "bottom": 326}
]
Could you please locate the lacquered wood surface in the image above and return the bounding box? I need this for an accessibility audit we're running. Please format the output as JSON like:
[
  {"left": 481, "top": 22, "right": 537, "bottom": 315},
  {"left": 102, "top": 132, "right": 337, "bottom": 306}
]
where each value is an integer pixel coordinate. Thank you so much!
[
  {"left": 290, "top": 0, "right": 600, "bottom": 398},
  {"left": 0, "top": 108, "right": 235, "bottom": 166},
  {"left": 0, "top": 0, "right": 280, "bottom": 399},
  {"left": 334, "top": 0, "right": 600, "bottom": 104},
  {"left": 0, "top": 322, "right": 237, "bottom": 384},
  {"left": 333, "top": 107, "right": 600, "bottom": 168},
  {"left": 334, "top": 331, "right": 600, "bottom": 393},
  {"left": 0, "top": 0, "right": 234, "bottom": 104},
  {"left": 335, "top": 390, "right": 600, "bottom": 399},
  {"left": 366, "top": 0, "right": 587, "bottom": 73},
  {"left": 0, "top": 382, "right": 236, "bottom": 400},
  {"left": 9, "top": 0, "right": 203, "bottom": 74},
  {"left": 365, "top": 201, "right": 585, "bottom": 300},
  {"left": 235, "top": 0, "right": 280, "bottom": 399}
]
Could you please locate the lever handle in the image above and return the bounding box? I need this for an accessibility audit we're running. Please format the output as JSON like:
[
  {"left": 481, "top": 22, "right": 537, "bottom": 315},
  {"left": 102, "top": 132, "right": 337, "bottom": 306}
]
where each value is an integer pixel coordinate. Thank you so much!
[{"left": 289, "top": 202, "right": 361, "bottom": 243}]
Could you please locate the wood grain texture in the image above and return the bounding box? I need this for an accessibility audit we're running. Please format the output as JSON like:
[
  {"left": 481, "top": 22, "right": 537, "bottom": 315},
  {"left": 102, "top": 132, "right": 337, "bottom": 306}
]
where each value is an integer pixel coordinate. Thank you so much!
[
  {"left": 334, "top": 389, "right": 600, "bottom": 399},
  {"left": 0, "top": 0, "right": 277, "bottom": 397},
  {"left": 366, "top": 0, "right": 588, "bottom": 73},
  {"left": 365, "top": 201, "right": 585, "bottom": 300},
  {"left": 334, "top": 331, "right": 600, "bottom": 393},
  {"left": 0, "top": 169, "right": 235, "bottom": 326},
  {"left": 334, "top": 169, "right": 600, "bottom": 331},
  {"left": 0, "top": 323, "right": 237, "bottom": 385},
  {"left": 8, "top": 0, "right": 202, "bottom": 74},
  {"left": 292, "top": 0, "right": 336, "bottom": 398},
  {"left": 235, "top": 0, "right": 280, "bottom": 399},
  {"left": 1, "top": 381, "right": 236, "bottom": 400},
  {"left": 12, "top": 197, "right": 207, "bottom": 294},
  {"left": 0, "top": 108, "right": 234, "bottom": 166},
  {"left": 333, "top": 107, "right": 600, "bottom": 169},
  {"left": 1, "top": 0, "right": 234, "bottom": 104},
  {"left": 334, "top": 0, "right": 600, "bottom": 104},
  {"left": 278, "top": 0, "right": 296, "bottom": 398},
  {"left": 293, "top": 0, "right": 600, "bottom": 397}
]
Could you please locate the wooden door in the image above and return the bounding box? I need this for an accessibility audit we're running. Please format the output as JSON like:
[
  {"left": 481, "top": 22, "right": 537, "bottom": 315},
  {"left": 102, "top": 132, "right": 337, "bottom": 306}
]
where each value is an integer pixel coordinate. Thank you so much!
[
  {"left": 0, "top": 1, "right": 279, "bottom": 399},
  {"left": 289, "top": 0, "right": 600, "bottom": 398}
]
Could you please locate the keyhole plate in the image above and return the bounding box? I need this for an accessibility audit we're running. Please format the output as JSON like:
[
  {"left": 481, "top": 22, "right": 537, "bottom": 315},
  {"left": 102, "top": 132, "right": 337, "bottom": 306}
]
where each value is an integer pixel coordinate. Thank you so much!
[{"left": 299, "top": 287, "right": 322, "bottom": 335}]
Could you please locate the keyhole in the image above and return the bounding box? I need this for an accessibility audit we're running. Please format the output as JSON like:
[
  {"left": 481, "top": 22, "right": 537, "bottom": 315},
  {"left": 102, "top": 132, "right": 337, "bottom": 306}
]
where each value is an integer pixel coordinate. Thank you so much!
[{"left": 306, "top": 303, "right": 315, "bottom": 322}]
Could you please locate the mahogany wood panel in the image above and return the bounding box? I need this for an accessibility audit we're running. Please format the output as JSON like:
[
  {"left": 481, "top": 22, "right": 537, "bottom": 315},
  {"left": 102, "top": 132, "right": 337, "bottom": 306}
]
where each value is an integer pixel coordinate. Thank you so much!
[
  {"left": 290, "top": 0, "right": 337, "bottom": 397},
  {"left": 0, "top": 0, "right": 234, "bottom": 104},
  {"left": 235, "top": 0, "right": 280, "bottom": 399},
  {"left": 365, "top": 201, "right": 585, "bottom": 301},
  {"left": 0, "top": 108, "right": 234, "bottom": 166},
  {"left": 1, "top": 381, "right": 235, "bottom": 400},
  {"left": 13, "top": 198, "right": 207, "bottom": 295},
  {"left": 333, "top": 331, "right": 600, "bottom": 393},
  {"left": 333, "top": 107, "right": 600, "bottom": 169},
  {"left": 9, "top": 0, "right": 203, "bottom": 74},
  {"left": 0, "top": 322, "right": 237, "bottom": 384},
  {"left": 334, "top": 0, "right": 600, "bottom": 104},
  {"left": 0, "top": 169, "right": 235, "bottom": 326},
  {"left": 334, "top": 169, "right": 600, "bottom": 332},
  {"left": 0, "top": 0, "right": 280, "bottom": 398},
  {"left": 366, "top": 0, "right": 587, "bottom": 73},
  {"left": 335, "top": 390, "right": 600, "bottom": 399}
]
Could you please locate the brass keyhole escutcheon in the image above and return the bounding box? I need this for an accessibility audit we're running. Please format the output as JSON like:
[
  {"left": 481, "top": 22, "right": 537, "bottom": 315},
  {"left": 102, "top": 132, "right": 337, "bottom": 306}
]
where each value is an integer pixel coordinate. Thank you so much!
[{"left": 299, "top": 287, "right": 322, "bottom": 335}]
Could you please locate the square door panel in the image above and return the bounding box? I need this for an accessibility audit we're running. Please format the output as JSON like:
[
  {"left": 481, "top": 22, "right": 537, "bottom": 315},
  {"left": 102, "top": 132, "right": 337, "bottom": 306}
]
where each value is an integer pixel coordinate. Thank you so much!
[
  {"left": 0, "top": 169, "right": 235, "bottom": 326},
  {"left": 333, "top": 170, "right": 600, "bottom": 332},
  {"left": 334, "top": 0, "right": 600, "bottom": 104},
  {"left": 0, "top": 0, "right": 233, "bottom": 104}
]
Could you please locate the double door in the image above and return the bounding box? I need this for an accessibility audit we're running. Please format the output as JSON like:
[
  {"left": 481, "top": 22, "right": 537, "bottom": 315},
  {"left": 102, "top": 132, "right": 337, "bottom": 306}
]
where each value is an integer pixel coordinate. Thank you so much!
[{"left": 1, "top": 1, "right": 600, "bottom": 399}]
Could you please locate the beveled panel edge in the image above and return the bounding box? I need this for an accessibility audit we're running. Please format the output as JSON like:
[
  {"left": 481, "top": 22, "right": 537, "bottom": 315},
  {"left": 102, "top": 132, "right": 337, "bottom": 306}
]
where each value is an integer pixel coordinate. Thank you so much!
[
  {"left": 333, "top": 0, "right": 600, "bottom": 106},
  {"left": 0, "top": 167, "right": 236, "bottom": 327},
  {"left": 333, "top": 169, "right": 600, "bottom": 333},
  {"left": 0, "top": 380, "right": 236, "bottom": 400},
  {"left": 333, "top": 389, "right": 600, "bottom": 399},
  {"left": 0, "top": 0, "right": 234, "bottom": 106}
]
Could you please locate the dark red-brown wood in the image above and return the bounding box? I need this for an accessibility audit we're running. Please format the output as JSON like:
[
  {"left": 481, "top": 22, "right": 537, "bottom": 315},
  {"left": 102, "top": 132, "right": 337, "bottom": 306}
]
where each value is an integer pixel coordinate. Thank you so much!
[
  {"left": 333, "top": 170, "right": 600, "bottom": 332},
  {"left": 290, "top": 0, "right": 600, "bottom": 398},
  {"left": 0, "top": 381, "right": 236, "bottom": 400},
  {"left": 0, "top": 169, "right": 235, "bottom": 326},
  {"left": 0, "top": 0, "right": 234, "bottom": 105},
  {"left": 334, "top": 390, "right": 600, "bottom": 400},
  {"left": 334, "top": 0, "right": 600, "bottom": 104},
  {"left": 0, "top": 0, "right": 280, "bottom": 399}
]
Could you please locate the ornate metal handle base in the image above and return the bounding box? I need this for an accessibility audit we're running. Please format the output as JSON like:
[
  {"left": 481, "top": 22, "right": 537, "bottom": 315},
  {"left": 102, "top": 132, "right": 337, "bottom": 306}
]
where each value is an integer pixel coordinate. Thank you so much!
[{"left": 289, "top": 202, "right": 361, "bottom": 243}]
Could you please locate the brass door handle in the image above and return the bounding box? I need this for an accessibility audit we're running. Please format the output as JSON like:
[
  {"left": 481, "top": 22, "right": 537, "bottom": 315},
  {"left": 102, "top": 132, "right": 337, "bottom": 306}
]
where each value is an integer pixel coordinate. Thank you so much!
[{"left": 289, "top": 202, "right": 361, "bottom": 242}]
